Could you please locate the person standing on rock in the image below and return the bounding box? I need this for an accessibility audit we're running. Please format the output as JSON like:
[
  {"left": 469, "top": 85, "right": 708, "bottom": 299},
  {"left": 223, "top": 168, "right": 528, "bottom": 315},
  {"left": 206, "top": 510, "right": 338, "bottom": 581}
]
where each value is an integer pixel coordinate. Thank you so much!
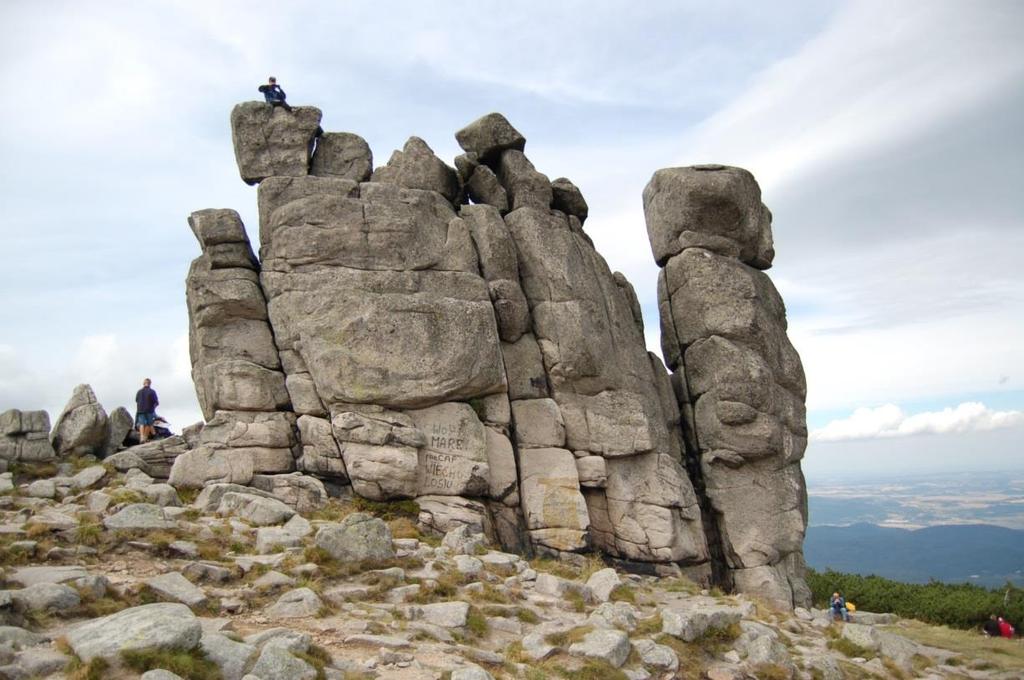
[
  {"left": 135, "top": 378, "right": 159, "bottom": 443},
  {"left": 258, "top": 76, "right": 292, "bottom": 113}
]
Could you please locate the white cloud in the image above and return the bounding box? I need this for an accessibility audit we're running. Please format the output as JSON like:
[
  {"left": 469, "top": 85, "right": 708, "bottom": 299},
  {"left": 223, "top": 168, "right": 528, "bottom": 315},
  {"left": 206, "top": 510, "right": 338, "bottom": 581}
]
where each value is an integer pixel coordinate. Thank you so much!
[
  {"left": 678, "top": 0, "right": 1024, "bottom": 193},
  {"left": 645, "top": 0, "right": 1024, "bottom": 417},
  {"left": 0, "top": 333, "right": 202, "bottom": 436},
  {"left": 811, "top": 402, "right": 1024, "bottom": 442}
]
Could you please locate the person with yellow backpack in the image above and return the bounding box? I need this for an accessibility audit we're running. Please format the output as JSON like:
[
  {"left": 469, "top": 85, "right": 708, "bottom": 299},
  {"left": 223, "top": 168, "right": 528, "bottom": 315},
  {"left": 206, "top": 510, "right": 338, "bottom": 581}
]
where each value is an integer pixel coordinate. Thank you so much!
[{"left": 831, "top": 592, "right": 851, "bottom": 622}]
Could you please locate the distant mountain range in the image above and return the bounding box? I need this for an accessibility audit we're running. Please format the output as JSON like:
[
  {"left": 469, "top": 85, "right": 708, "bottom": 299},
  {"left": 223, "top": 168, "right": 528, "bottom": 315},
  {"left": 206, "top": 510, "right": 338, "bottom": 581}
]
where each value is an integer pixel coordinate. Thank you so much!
[{"left": 805, "top": 523, "right": 1024, "bottom": 588}]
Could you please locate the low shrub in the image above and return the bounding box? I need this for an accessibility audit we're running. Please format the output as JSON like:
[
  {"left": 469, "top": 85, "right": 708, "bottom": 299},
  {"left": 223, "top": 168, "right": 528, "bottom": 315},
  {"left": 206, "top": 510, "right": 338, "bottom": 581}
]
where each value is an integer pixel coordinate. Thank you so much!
[{"left": 807, "top": 568, "right": 1024, "bottom": 630}]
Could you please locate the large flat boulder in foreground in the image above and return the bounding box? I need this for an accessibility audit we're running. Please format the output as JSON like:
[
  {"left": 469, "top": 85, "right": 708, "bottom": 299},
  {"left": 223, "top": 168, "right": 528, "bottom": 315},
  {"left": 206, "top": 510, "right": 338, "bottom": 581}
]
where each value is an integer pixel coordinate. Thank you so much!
[{"left": 65, "top": 603, "right": 202, "bottom": 662}]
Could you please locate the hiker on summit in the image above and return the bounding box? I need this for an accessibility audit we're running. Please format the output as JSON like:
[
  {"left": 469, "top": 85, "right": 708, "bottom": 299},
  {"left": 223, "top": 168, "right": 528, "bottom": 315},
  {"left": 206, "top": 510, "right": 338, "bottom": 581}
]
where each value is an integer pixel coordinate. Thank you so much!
[
  {"left": 259, "top": 76, "right": 292, "bottom": 113},
  {"left": 135, "top": 378, "right": 159, "bottom": 443},
  {"left": 831, "top": 592, "right": 850, "bottom": 622}
]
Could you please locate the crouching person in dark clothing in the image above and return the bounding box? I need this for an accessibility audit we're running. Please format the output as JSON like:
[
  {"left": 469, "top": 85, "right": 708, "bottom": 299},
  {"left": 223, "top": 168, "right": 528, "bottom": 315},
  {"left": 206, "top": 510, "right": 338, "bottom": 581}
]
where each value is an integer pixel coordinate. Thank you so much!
[
  {"left": 258, "top": 76, "right": 292, "bottom": 112},
  {"left": 983, "top": 615, "right": 1002, "bottom": 637}
]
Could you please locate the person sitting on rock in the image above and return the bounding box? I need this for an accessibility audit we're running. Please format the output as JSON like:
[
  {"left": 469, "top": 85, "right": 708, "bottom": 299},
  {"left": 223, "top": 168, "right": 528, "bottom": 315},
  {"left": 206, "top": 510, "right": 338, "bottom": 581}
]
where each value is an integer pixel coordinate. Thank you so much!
[
  {"left": 152, "top": 415, "right": 173, "bottom": 440},
  {"left": 831, "top": 591, "right": 850, "bottom": 622},
  {"left": 134, "top": 378, "right": 159, "bottom": 443},
  {"left": 983, "top": 614, "right": 1002, "bottom": 637},
  {"left": 258, "top": 76, "right": 292, "bottom": 113}
]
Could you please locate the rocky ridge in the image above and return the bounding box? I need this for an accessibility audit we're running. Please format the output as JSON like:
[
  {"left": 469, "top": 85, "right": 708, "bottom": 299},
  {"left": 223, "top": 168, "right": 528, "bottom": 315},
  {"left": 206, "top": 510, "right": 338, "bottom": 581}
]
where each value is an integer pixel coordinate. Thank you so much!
[{"left": 0, "top": 458, "right": 1011, "bottom": 680}]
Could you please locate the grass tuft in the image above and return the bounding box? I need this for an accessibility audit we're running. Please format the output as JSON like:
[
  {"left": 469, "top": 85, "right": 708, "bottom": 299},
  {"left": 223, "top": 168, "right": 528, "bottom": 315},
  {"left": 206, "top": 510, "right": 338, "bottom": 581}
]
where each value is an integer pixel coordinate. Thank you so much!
[
  {"left": 409, "top": 570, "right": 469, "bottom": 604},
  {"left": 881, "top": 657, "right": 908, "bottom": 679},
  {"left": 65, "top": 655, "right": 109, "bottom": 680},
  {"left": 75, "top": 519, "right": 103, "bottom": 546},
  {"left": 545, "top": 626, "right": 592, "bottom": 648},
  {"left": 109, "top": 488, "right": 144, "bottom": 505},
  {"left": 465, "top": 605, "right": 489, "bottom": 640},
  {"left": 387, "top": 516, "right": 420, "bottom": 539},
  {"left": 10, "top": 461, "right": 59, "bottom": 479},
  {"left": 660, "top": 577, "right": 701, "bottom": 594},
  {"left": 634, "top": 613, "right": 663, "bottom": 636},
  {"left": 516, "top": 607, "right": 541, "bottom": 624},
  {"left": 351, "top": 496, "right": 420, "bottom": 520},
  {"left": 528, "top": 554, "right": 607, "bottom": 582},
  {"left": 750, "top": 662, "right": 792, "bottom": 680},
  {"left": 504, "top": 639, "right": 526, "bottom": 664},
  {"left": 0, "top": 535, "right": 36, "bottom": 565},
  {"left": 294, "top": 643, "right": 332, "bottom": 680},
  {"left": 24, "top": 522, "right": 52, "bottom": 539},
  {"left": 827, "top": 636, "right": 876, "bottom": 659},
  {"left": 120, "top": 647, "right": 222, "bottom": 680},
  {"left": 608, "top": 584, "right": 635, "bottom": 603},
  {"left": 564, "top": 590, "right": 587, "bottom": 613},
  {"left": 468, "top": 583, "right": 512, "bottom": 605},
  {"left": 538, "top": 657, "right": 628, "bottom": 680}
]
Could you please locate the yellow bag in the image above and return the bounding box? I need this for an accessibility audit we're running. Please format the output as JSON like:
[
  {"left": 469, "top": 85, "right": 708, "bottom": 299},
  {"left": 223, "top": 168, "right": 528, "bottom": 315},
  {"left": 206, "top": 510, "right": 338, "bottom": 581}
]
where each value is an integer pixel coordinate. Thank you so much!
[{"left": 847, "top": 602, "right": 857, "bottom": 613}]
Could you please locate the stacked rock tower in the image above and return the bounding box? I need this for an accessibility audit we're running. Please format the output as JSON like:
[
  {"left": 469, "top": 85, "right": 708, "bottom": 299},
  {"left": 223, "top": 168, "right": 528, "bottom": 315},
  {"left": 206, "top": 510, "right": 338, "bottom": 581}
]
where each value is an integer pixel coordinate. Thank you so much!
[
  {"left": 644, "top": 167, "right": 811, "bottom": 608},
  {"left": 181, "top": 102, "right": 810, "bottom": 608}
]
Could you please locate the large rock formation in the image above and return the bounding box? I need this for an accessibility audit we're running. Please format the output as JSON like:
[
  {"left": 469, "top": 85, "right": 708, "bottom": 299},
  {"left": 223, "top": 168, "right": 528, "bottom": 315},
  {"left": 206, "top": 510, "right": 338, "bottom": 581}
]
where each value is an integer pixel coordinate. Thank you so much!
[
  {"left": 0, "top": 409, "right": 55, "bottom": 465},
  {"left": 178, "top": 103, "right": 810, "bottom": 607},
  {"left": 644, "top": 165, "right": 810, "bottom": 608},
  {"left": 50, "top": 385, "right": 109, "bottom": 458}
]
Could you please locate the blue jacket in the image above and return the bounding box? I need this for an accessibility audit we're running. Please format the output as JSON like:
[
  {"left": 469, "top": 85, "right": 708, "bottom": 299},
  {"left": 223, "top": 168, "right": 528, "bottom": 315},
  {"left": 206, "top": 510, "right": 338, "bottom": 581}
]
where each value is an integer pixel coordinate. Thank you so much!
[
  {"left": 135, "top": 386, "right": 159, "bottom": 414},
  {"left": 261, "top": 84, "right": 287, "bottom": 103}
]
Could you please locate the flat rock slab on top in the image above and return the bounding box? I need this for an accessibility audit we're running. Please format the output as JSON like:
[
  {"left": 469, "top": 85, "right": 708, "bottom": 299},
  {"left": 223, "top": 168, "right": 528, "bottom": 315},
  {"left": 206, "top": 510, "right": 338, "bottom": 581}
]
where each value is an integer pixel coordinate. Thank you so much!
[
  {"left": 643, "top": 165, "right": 774, "bottom": 269},
  {"left": 455, "top": 113, "right": 526, "bottom": 161},
  {"left": 230, "top": 102, "right": 322, "bottom": 185}
]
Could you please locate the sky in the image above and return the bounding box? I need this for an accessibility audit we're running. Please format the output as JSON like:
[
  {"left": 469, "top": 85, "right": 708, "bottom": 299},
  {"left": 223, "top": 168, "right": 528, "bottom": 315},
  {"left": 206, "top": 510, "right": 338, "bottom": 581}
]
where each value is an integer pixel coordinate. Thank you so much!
[{"left": 0, "top": 0, "right": 1021, "bottom": 481}]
